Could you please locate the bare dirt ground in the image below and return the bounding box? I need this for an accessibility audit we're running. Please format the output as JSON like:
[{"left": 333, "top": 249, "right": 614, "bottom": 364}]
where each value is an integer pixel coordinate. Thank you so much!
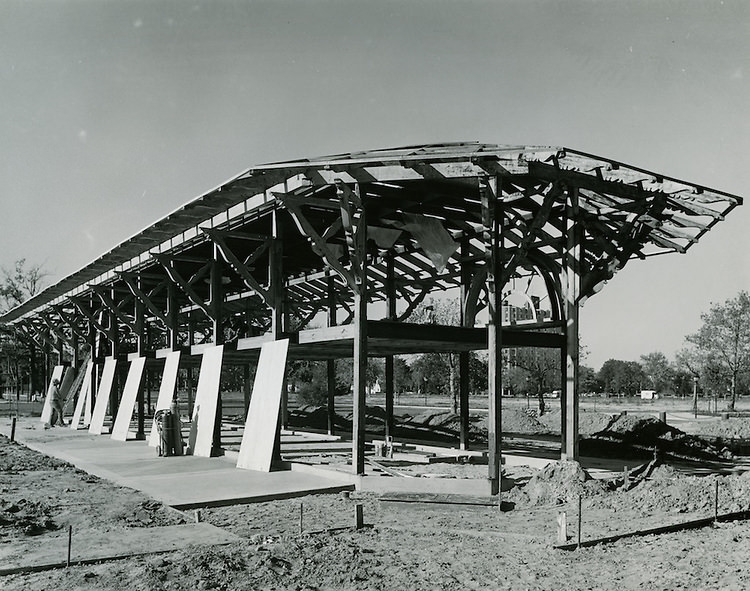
[{"left": 5, "top": 416, "right": 750, "bottom": 591}]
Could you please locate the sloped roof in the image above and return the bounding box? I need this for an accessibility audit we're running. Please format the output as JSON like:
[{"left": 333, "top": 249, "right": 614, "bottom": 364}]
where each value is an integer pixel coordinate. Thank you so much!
[{"left": 1, "top": 142, "right": 741, "bottom": 325}]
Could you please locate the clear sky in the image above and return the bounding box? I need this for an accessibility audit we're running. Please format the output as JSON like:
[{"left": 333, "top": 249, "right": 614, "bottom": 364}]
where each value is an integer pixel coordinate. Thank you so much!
[{"left": 1, "top": 0, "right": 748, "bottom": 370}]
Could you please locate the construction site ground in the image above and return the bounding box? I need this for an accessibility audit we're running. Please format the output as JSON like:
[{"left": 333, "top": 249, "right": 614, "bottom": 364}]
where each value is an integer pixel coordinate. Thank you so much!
[{"left": 4, "top": 396, "right": 750, "bottom": 590}]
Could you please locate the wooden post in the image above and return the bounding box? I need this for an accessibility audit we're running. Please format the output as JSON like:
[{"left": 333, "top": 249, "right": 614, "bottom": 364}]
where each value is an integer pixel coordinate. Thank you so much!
[
  {"left": 107, "top": 298, "right": 119, "bottom": 427},
  {"left": 459, "top": 237, "right": 472, "bottom": 450},
  {"left": 269, "top": 211, "right": 286, "bottom": 462},
  {"left": 577, "top": 495, "right": 582, "bottom": 549},
  {"left": 354, "top": 503, "right": 364, "bottom": 530},
  {"left": 327, "top": 275, "right": 337, "bottom": 436},
  {"left": 210, "top": 253, "right": 224, "bottom": 457},
  {"left": 562, "top": 186, "right": 580, "bottom": 461},
  {"left": 385, "top": 254, "right": 396, "bottom": 442},
  {"left": 350, "top": 185, "right": 368, "bottom": 476},
  {"left": 88, "top": 311, "right": 98, "bottom": 417},
  {"left": 481, "top": 176, "right": 502, "bottom": 495},
  {"left": 166, "top": 281, "right": 178, "bottom": 351},
  {"left": 135, "top": 281, "right": 146, "bottom": 440}
]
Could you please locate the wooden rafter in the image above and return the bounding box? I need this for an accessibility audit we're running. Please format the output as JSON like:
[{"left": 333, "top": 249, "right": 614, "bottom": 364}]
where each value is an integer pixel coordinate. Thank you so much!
[
  {"left": 202, "top": 228, "right": 271, "bottom": 303},
  {"left": 117, "top": 272, "right": 171, "bottom": 326},
  {"left": 50, "top": 305, "right": 89, "bottom": 341},
  {"left": 152, "top": 253, "right": 215, "bottom": 320},
  {"left": 90, "top": 285, "right": 136, "bottom": 332}
]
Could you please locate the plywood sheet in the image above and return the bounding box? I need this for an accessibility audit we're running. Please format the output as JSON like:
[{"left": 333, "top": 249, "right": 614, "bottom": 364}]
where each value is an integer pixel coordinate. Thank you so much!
[
  {"left": 110, "top": 357, "right": 146, "bottom": 441},
  {"left": 70, "top": 362, "right": 93, "bottom": 430},
  {"left": 237, "top": 339, "right": 289, "bottom": 472},
  {"left": 148, "top": 351, "right": 181, "bottom": 447},
  {"left": 88, "top": 358, "right": 117, "bottom": 435},
  {"left": 40, "top": 366, "right": 65, "bottom": 424},
  {"left": 187, "top": 345, "right": 224, "bottom": 457}
]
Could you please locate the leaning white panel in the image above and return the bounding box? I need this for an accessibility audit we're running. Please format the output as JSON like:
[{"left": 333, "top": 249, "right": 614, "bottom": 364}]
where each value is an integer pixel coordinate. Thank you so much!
[
  {"left": 111, "top": 357, "right": 146, "bottom": 441},
  {"left": 187, "top": 345, "right": 224, "bottom": 457},
  {"left": 237, "top": 339, "right": 289, "bottom": 472},
  {"left": 70, "top": 362, "right": 93, "bottom": 430},
  {"left": 148, "top": 351, "right": 181, "bottom": 446},
  {"left": 40, "top": 365, "right": 65, "bottom": 425},
  {"left": 88, "top": 358, "right": 117, "bottom": 435}
]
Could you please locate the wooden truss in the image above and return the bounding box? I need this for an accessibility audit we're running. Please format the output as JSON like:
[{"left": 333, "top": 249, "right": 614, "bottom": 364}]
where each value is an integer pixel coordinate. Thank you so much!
[{"left": 1, "top": 143, "right": 742, "bottom": 491}]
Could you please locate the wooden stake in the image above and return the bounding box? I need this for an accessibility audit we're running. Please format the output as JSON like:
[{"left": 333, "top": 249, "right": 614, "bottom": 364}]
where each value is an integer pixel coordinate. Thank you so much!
[
  {"left": 557, "top": 512, "right": 568, "bottom": 544},
  {"left": 354, "top": 503, "right": 364, "bottom": 530},
  {"left": 67, "top": 525, "right": 72, "bottom": 567},
  {"left": 714, "top": 480, "right": 719, "bottom": 523},
  {"left": 299, "top": 502, "right": 304, "bottom": 534},
  {"left": 577, "top": 495, "right": 582, "bottom": 549},
  {"left": 194, "top": 509, "right": 202, "bottom": 523},
  {"left": 10, "top": 417, "right": 16, "bottom": 442}
]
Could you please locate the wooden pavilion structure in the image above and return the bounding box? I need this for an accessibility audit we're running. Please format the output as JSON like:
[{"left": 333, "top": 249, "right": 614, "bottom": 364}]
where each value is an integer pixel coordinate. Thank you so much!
[{"left": 1, "top": 143, "right": 742, "bottom": 494}]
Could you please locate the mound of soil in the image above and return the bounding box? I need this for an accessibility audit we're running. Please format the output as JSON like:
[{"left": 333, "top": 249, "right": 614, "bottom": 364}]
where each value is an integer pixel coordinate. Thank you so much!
[
  {"left": 583, "top": 415, "right": 729, "bottom": 462},
  {"left": 0, "top": 498, "right": 58, "bottom": 536},
  {"left": 507, "top": 460, "right": 608, "bottom": 507},
  {"left": 689, "top": 417, "right": 750, "bottom": 441},
  {"left": 538, "top": 409, "right": 617, "bottom": 436}
]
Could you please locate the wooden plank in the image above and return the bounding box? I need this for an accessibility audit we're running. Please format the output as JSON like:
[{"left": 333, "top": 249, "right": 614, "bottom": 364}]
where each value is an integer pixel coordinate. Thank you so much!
[
  {"left": 40, "top": 365, "right": 65, "bottom": 425},
  {"left": 69, "top": 361, "right": 93, "bottom": 430},
  {"left": 187, "top": 345, "right": 224, "bottom": 457},
  {"left": 236, "top": 339, "right": 290, "bottom": 471},
  {"left": 88, "top": 358, "right": 117, "bottom": 435},
  {"left": 110, "top": 357, "right": 146, "bottom": 441},
  {"left": 379, "top": 493, "right": 499, "bottom": 506},
  {"left": 148, "top": 351, "right": 181, "bottom": 446},
  {"left": 555, "top": 509, "right": 750, "bottom": 551},
  {"left": 298, "top": 324, "right": 356, "bottom": 344}
]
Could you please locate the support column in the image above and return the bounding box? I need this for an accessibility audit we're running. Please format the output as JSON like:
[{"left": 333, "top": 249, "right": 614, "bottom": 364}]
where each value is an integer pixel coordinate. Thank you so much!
[
  {"left": 459, "top": 237, "right": 471, "bottom": 450},
  {"left": 562, "top": 186, "right": 581, "bottom": 460},
  {"left": 134, "top": 282, "right": 146, "bottom": 440},
  {"left": 326, "top": 275, "right": 337, "bottom": 436},
  {"left": 166, "top": 281, "right": 179, "bottom": 351},
  {"left": 210, "top": 253, "right": 224, "bottom": 457},
  {"left": 482, "top": 176, "right": 503, "bottom": 495},
  {"left": 384, "top": 254, "right": 396, "bottom": 442},
  {"left": 87, "top": 313, "right": 97, "bottom": 416},
  {"left": 351, "top": 188, "right": 368, "bottom": 476},
  {"left": 269, "top": 211, "right": 286, "bottom": 464},
  {"left": 107, "top": 298, "right": 119, "bottom": 429}
]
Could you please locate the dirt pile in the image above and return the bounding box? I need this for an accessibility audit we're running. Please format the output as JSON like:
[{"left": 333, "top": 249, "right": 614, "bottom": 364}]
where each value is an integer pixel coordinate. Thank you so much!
[
  {"left": 507, "top": 460, "right": 608, "bottom": 507},
  {"left": 583, "top": 414, "right": 730, "bottom": 461},
  {"left": 0, "top": 498, "right": 58, "bottom": 536},
  {"left": 538, "top": 409, "right": 617, "bottom": 436},
  {"left": 688, "top": 417, "right": 750, "bottom": 441},
  {"left": 0, "top": 441, "right": 70, "bottom": 472},
  {"left": 586, "top": 465, "right": 750, "bottom": 517}
]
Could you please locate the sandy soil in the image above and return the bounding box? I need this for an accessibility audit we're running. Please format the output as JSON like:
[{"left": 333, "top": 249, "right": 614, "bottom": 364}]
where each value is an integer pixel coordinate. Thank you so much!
[{"left": 4, "top": 428, "right": 750, "bottom": 591}]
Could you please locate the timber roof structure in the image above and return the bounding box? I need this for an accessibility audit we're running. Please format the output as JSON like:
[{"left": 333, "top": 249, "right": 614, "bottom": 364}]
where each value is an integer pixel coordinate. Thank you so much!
[{"left": 2, "top": 142, "right": 742, "bottom": 358}]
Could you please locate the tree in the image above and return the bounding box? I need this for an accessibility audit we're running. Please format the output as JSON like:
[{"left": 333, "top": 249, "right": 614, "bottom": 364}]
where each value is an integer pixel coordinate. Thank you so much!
[
  {"left": 640, "top": 351, "right": 675, "bottom": 393},
  {"left": 509, "top": 346, "right": 560, "bottom": 414},
  {"left": 686, "top": 291, "right": 750, "bottom": 411},
  {"left": 407, "top": 297, "right": 463, "bottom": 412},
  {"left": 597, "top": 359, "right": 646, "bottom": 396},
  {"left": 0, "top": 259, "right": 47, "bottom": 312},
  {"left": 0, "top": 259, "right": 49, "bottom": 397}
]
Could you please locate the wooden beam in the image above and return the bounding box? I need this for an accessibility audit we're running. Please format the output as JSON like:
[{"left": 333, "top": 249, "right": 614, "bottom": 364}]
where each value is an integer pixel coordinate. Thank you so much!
[
  {"left": 202, "top": 228, "right": 271, "bottom": 303},
  {"left": 89, "top": 285, "right": 137, "bottom": 332},
  {"left": 69, "top": 297, "right": 109, "bottom": 337},
  {"left": 117, "top": 273, "right": 170, "bottom": 326},
  {"left": 481, "top": 174, "right": 502, "bottom": 496},
  {"left": 152, "top": 253, "right": 215, "bottom": 320}
]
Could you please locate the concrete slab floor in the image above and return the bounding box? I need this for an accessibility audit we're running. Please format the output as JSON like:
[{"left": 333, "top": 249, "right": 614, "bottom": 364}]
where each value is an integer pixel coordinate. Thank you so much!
[{"left": 1, "top": 417, "right": 354, "bottom": 510}]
